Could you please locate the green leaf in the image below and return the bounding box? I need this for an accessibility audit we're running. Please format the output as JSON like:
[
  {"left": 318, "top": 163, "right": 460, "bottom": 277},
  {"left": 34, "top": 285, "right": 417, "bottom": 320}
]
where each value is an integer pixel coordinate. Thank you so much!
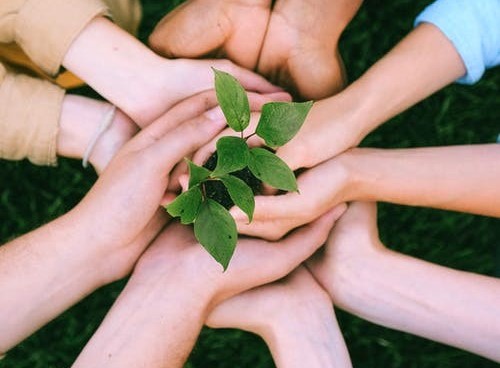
[
  {"left": 186, "top": 159, "right": 211, "bottom": 188},
  {"left": 165, "top": 186, "right": 202, "bottom": 224},
  {"left": 220, "top": 175, "right": 255, "bottom": 222},
  {"left": 255, "top": 101, "right": 313, "bottom": 147},
  {"left": 194, "top": 199, "right": 237, "bottom": 270},
  {"left": 213, "top": 68, "right": 251, "bottom": 132},
  {"left": 248, "top": 148, "right": 297, "bottom": 192},
  {"left": 212, "top": 137, "right": 249, "bottom": 177}
]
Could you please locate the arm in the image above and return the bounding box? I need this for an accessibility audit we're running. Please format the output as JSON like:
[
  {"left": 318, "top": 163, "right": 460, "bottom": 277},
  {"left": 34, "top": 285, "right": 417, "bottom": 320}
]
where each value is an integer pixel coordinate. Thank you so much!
[
  {"left": 278, "top": 22, "right": 466, "bottom": 170},
  {"left": 0, "top": 92, "right": 227, "bottom": 354},
  {"left": 207, "top": 267, "right": 352, "bottom": 368},
  {"left": 72, "top": 209, "right": 342, "bottom": 367},
  {"left": 233, "top": 144, "right": 500, "bottom": 240},
  {"left": 57, "top": 95, "right": 138, "bottom": 173},
  {"left": 62, "top": 16, "right": 280, "bottom": 127},
  {"left": 342, "top": 145, "right": 500, "bottom": 217},
  {"left": 308, "top": 202, "right": 500, "bottom": 362}
]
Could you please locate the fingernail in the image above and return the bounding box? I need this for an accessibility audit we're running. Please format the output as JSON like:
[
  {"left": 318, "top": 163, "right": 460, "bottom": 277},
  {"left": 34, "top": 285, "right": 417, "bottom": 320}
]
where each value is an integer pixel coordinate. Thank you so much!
[{"left": 204, "top": 107, "right": 225, "bottom": 123}]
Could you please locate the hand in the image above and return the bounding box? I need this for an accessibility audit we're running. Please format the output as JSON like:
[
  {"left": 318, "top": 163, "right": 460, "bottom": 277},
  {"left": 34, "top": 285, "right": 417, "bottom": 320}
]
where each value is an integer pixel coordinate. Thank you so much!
[
  {"left": 72, "top": 209, "right": 343, "bottom": 368},
  {"left": 257, "top": 0, "right": 361, "bottom": 99},
  {"left": 150, "top": 0, "right": 362, "bottom": 100},
  {"left": 307, "top": 202, "right": 500, "bottom": 362},
  {"left": 207, "top": 266, "right": 352, "bottom": 368},
  {"left": 206, "top": 266, "right": 329, "bottom": 333},
  {"left": 133, "top": 207, "right": 344, "bottom": 307},
  {"left": 67, "top": 91, "right": 229, "bottom": 273},
  {"left": 166, "top": 90, "right": 292, "bottom": 194},
  {"left": 231, "top": 156, "right": 351, "bottom": 240},
  {"left": 306, "top": 201, "right": 386, "bottom": 308},
  {"left": 149, "top": 0, "right": 271, "bottom": 70},
  {"left": 63, "top": 17, "right": 281, "bottom": 127}
]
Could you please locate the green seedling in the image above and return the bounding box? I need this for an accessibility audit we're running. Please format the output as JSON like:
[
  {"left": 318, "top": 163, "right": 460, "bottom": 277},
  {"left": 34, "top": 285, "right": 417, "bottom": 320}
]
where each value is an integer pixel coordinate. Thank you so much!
[{"left": 166, "top": 68, "right": 313, "bottom": 270}]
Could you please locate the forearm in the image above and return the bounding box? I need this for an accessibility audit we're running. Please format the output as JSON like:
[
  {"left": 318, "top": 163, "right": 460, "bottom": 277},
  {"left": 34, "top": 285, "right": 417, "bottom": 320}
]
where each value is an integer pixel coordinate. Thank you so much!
[
  {"left": 73, "top": 271, "right": 209, "bottom": 368},
  {"left": 0, "top": 213, "right": 108, "bottom": 352},
  {"left": 263, "top": 304, "right": 351, "bottom": 368},
  {"left": 340, "top": 144, "right": 500, "bottom": 217},
  {"left": 62, "top": 17, "right": 170, "bottom": 126},
  {"left": 57, "top": 95, "right": 138, "bottom": 173},
  {"left": 330, "top": 249, "right": 500, "bottom": 361},
  {"left": 340, "top": 22, "right": 466, "bottom": 138}
]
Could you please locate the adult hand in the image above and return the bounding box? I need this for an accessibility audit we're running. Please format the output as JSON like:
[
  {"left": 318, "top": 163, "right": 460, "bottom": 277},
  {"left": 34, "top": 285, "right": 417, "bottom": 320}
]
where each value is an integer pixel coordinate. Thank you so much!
[
  {"left": 150, "top": 0, "right": 362, "bottom": 100},
  {"left": 207, "top": 266, "right": 352, "bottom": 368},
  {"left": 72, "top": 209, "right": 343, "bottom": 367},
  {"left": 231, "top": 156, "right": 351, "bottom": 240},
  {"left": 307, "top": 201, "right": 500, "bottom": 362},
  {"left": 63, "top": 17, "right": 281, "bottom": 127},
  {"left": 149, "top": 0, "right": 271, "bottom": 70},
  {"left": 69, "top": 91, "right": 229, "bottom": 270}
]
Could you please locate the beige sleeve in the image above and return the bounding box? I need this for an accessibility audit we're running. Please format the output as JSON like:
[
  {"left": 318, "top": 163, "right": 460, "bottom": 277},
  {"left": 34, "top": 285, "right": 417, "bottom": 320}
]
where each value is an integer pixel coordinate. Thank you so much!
[
  {"left": 0, "top": 0, "right": 109, "bottom": 76},
  {"left": 0, "top": 63, "right": 65, "bottom": 166}
]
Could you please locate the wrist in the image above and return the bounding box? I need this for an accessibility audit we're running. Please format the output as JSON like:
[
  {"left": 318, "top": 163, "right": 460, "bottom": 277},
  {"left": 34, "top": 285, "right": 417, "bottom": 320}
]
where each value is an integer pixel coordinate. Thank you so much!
[
  {"left": 262, "top": 291, "right": 345, "bottom": 368},
  {"left": 62, "top": 17, "right": 173, "bottom": 126},
  {"left": 322, "top": 244, "right": 393, "bottom": 314},
  {"left": 57, "top": 95, "right": 137, "bottom": 173}
]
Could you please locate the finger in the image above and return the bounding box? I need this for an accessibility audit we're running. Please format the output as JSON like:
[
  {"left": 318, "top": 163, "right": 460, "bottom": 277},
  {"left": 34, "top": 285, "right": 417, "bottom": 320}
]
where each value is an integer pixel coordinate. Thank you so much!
[
  {"left": 149, "top": 2, "right": 229, "bottom": 58},
  {"left": 179, "top": 174, "right": 189, "bottom": 192},
  {"left": 236, "top": 208, "right": 343, "bottom": 284},
  {"left": 160, "top": 192, "right": 177, "bottom": 207},
  {"left": 274, "top": 206, "right": 345, "bottom": 266},
  {"left": 232, "top": 192, "right": 304, "bottom": 223},
  {"left": 144, "top": 113, "right": 227, "bottom": 172},
  {"left": 143, "top": 91, "right": 223, "bottom": 143},
  {"left": 247, "top": 91, "right": 292, "bottom": 109},
  {"left": 167, "top": 158, "right": 190, "bottom": 193}
]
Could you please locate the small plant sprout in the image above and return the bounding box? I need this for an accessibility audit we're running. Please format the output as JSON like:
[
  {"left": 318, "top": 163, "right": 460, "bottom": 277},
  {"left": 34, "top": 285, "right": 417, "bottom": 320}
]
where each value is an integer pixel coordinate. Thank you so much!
[{"left": 166, "top": 68, "right": 313, "bottom": 270}]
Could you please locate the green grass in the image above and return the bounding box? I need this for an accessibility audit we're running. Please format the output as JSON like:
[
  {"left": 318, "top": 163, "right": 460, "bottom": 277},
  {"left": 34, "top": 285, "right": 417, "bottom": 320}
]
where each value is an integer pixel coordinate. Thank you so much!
[{"left": 1, "top": 0, "right": 499, "bottom": 367}]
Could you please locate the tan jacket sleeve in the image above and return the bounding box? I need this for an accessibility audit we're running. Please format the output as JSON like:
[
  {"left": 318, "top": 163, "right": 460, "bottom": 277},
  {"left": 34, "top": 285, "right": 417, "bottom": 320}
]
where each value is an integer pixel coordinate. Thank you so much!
[
  {"left": 0, "top": 62, "right": 64, "bottom": 166},
  {"left": 0, "top": 0, "right": 109, "bottom": 76}
]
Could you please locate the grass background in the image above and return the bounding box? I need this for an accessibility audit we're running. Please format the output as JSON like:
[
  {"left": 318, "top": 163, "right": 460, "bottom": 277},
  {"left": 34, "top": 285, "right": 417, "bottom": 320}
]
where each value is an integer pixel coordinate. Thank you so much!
[{"left": 1, "top": 0, "right": 499, "bottom": 367}]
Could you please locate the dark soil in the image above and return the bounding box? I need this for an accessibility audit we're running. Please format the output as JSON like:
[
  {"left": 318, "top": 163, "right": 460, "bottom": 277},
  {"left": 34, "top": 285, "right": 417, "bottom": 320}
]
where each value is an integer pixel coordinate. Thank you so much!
[{"left": 203, "top": 152, "right": 261, "bottom": 209}]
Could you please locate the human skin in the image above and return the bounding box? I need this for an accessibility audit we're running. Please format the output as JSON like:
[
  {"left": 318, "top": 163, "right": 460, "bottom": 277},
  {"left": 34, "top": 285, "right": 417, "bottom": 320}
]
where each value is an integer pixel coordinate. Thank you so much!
[
  {"left": 232, "top": 144, "right": 500, "bottom": 240},
  {"left": 56, "top": 90, "right": 291, "bottom": 176},
  {"left": 149, "top": 0, "right": 362, "bottom": 100},
  {"left": 307, "top": 202, "right": 500, "bottom": 362},
  {"left": 0, "top": 92, "right": 229, "bottom": 354},
  {"left": 207, "top": 265, "right": 352, "bottom": 368},
  {"left": 71, "top": 210, "right": 342, "bottom": 368},
  {"left": 62, "top": 16, "right": 281, "bottom": 127},
  {"left": 277, "top": 23, "right": 467, "bottom": 171}
]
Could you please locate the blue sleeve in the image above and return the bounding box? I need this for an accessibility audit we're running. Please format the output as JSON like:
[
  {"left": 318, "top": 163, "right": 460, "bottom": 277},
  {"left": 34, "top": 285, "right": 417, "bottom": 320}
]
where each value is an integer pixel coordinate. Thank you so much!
[{"left": 414, "top": 0, "right": 500, "bottom": 84}]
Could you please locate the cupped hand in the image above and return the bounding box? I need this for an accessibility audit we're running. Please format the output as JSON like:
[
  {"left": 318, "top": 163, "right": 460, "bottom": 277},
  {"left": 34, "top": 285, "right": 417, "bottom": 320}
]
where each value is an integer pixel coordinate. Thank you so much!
[
  {"left": 71, "top": 91, "right": 229, "bottom": 261},
  {"left": 132, "top": 207, "right": 343, "bottom": 307},
  {"left": 150, "top": 0, "right": 362, "bottom": 100},
  {"left": 231, "top": 156, "right": 351, "bottom": 240},
  {"left": 206, "top": 266, "right": 331, "bottom": 334},
  {"left": 149, "top": 0, "right": 271, "bottom": 70}
]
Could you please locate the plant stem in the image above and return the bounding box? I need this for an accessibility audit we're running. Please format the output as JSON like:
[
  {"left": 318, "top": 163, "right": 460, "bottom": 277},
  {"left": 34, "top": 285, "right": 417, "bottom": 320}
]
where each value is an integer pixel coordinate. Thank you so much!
[
  {"left": 244, "top": 132, "right": 257, "bottom": 141},
  {"left": 201, "top": 182, "right": 207, "bottom": 200}
]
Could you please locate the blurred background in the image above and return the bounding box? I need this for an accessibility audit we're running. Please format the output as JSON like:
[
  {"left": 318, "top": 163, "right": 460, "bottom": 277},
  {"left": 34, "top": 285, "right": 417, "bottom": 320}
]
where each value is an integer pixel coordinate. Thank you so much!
[{"left": 0, "top": 0, "right": 498, "bottom": 367}]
